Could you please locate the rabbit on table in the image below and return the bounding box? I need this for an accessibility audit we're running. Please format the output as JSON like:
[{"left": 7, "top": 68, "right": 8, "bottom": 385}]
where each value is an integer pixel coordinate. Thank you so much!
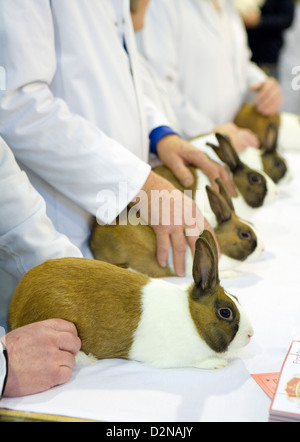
[
  {"left": 9, "top": 231, "right": 254, "bottom": 370},
  {"left": 234, "top": 103, "right": 300, "bottom": 153},
  {"left": 90, "top": 170, "right": 264, "bottom": 279},
  {"left": 234, "top": 104, "right": 291, "bottom": 184},
  {"left": 204, "top": 133, "right": 278, "bottom": 220},
  {"left": 190, "top": 133, "right": 278, "bottom": 219},
  {"left": 238, "top": 121, "right": 291, "bottom": 185}
]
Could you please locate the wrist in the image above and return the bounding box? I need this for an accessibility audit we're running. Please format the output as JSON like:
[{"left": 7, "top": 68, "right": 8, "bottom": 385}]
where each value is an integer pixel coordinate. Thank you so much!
[
  {"left": 150, "top": 127, "right": 180, "bottom": 156},
  {"left": 140, "top": 171, "right": 175, "bottom": 196},
  {"left": 156, "top": 133, "right": 182, "bottom": 158}
]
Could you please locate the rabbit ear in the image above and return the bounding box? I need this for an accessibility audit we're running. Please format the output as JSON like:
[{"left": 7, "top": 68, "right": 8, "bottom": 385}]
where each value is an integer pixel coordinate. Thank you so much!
[
  {"left": 201, "top": 229, "right": 219, "bottom": 264},
  {"left": 206, "top": 185, "right": 232, "bottom": 225},
  {"left": 263, "top": 121, "right": 279, "bottom": 153},
  {"left": 207, "top": 133, "right": 243, "bottom": 173},
  {"left": 215, "top": 177, "right": 235, "bottom": 212},
  {"left": 192, "top": 230, "right": 220, "bottom": 300}
]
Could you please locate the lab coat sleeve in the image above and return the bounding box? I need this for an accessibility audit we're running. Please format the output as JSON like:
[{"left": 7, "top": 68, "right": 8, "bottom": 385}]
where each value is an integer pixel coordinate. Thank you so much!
[
  {"left": 137, "top": 0, "right": 215, "bottom": 139},
  {"left": 0, "top": 0, "right": 151, "bottom": 225},
  {"left": 144, "top": 95, "right": 174, "bottom": 136},
  {"left": 234, "top": 9, "right": 268, "bottom": 88},
  {"left": 137, "top": 54, "right": 182, "bottom": 134},
  {"left": 0, "top": 342, "right": 8, "bottom": 399},
  {"left": 0, "top": 139, "right": 83, "bottom": 280},
  {"left": 246, "top": 60, "right": 268, "bottom": 87}
]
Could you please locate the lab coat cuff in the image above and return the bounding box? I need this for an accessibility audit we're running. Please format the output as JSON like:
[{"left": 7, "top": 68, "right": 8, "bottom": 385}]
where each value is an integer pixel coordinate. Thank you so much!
[
  {"left": 96, "top": 162, "right": 152, "bottom": 226},
  {"left": 0, "top": 342, "right": 8, "bottom": 400},
  {"left": 149, "top": 126, "right": 180, "bottom": 155}
]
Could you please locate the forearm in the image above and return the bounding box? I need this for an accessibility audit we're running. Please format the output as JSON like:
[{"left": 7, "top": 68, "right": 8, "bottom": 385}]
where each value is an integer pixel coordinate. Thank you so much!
[
  {"left": 0, "top": 0, "right": 151, "bottom": 224},
  {"left": 247, "top": 61, "right": 268, "bottom": 88},
  {"left": 0, "top": 141, "right": 83, "bottom": 279}
]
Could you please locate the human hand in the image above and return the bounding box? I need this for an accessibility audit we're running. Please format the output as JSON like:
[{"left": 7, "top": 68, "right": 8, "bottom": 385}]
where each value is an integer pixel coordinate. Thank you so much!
[
  {"left": 3, "top": 319, "right": 81, "bottom": 397},
  {"left": 242, "top": 10, "right": 261, "bottom": 29},
  {"left": 133, "top": 171, "right": 219, "bottom": 277},
  {"left": 251, "top": 78, "right": 283, "bottom": 116},
  {"left": 214, "top": 123, "right": 260, "bottom": 153},
  {"left": 156, "top": 134, "right": 237, "bottom": 196}
]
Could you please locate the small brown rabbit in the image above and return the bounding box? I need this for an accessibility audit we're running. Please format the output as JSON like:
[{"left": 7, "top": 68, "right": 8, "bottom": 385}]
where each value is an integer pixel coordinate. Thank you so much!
[
  {"left": 206, "top": 133, "right": 278, "bottom": 217},
  {"left": 9, "top": 230, "right": 254, "bottom": 370},
  {"left": 235, "top": 103, "right": 281, "bottom": 142},
  {"left": 90, "top": 174, "right": 264, "bottom": 278},
  {"left": 234, "top": 104, "right": 290, "bottom": 184},
  {"left": 234, "top": 103, "right": 300, "bottom": 152},
  {"left": 206, "top": 178, "right": 263, "bottom": 264}
]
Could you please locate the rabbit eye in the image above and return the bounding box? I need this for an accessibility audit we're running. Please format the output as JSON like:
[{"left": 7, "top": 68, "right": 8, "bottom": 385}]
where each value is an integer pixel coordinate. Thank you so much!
[
  {"left": 248, "top": 172, "right": 263, "bottom": 185},
  {"left": 238, "top": 230, "right": 252, "bottom": 241},
  {"left": 218, "top": 308, "right": 233, "bottom": 321},
  {"left": 274, "top": 158, "right": 283, "bottom": 168}
]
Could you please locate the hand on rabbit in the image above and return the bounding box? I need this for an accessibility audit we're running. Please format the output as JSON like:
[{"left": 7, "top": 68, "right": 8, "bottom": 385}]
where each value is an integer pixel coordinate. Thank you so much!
[
  {"left": 251, "top": 78, "right": 283, "bottom": 117},
  {"left": 156, "top": 134, "right": 237, "bottom": 197},
  {"left": 132, "top": 171, "right": 219, "bottom": 276},
  {"left": 214, "top": 122, "right": 260, "bottom": 153},
  {"left": 2, "top": 319, "right": 81, "bottom": 397}
]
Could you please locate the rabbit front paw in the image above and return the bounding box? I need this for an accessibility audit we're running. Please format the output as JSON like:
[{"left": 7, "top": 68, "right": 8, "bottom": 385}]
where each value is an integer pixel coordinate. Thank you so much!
[
  {"left": 193, "top": 358, "right": 228, "bottom": 370},
  {"left": 75, "top": 351, "right": 97, "bottom": 367}
]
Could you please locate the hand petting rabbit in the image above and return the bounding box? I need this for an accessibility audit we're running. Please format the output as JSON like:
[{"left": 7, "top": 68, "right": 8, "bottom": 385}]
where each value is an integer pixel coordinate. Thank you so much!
[{"left": 90, "top": 171, "right": 264, "bottom": 279}]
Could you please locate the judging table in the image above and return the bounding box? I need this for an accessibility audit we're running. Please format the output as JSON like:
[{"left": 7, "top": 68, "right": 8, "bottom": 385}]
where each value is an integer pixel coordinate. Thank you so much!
[{"left": 1, "top": 150, "right": 300, "bottom": 423}]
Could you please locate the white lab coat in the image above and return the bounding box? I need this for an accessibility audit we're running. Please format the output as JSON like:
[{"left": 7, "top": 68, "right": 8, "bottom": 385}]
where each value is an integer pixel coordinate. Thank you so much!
[
  {"left": 137, "top": 54, "right": 182, "bottom": 135},
  {"left": 137, "top": 53, "right": 220, "bottom": 161},
  {"left": 137, "top": 0, "right": 268, "bottom": 139},
  {"left": 0, "top": 0, "right": 170, "bottom": 258},
  {"left": 0, "top": 139, "right": 82, "bottom": 330}
]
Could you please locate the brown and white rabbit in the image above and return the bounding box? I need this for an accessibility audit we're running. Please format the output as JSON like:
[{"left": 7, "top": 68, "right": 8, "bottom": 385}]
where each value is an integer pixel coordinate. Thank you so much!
[
  {"left": 204, "top": 133, "right": 278, "bottom": 219},
  {"left": 205, "top": 178, "right": 264, "bottom": 271},
  {"left": 239, "top": 121, "right": 291, "bottom": 185},
  {"left": 9, "top": 230, "right": 254, "bottom": 370},
  {"left": 234, "top": 105, "right": 291, "bottom": 184},
  {"left": 235, "top": 103, "right": 300, "bottom": 153},
  {"left": 90, "top": 172, "right": 264, "bottom": 279},
  {"left": 190, "top": 133, "right": 278, "bottom": 218}
]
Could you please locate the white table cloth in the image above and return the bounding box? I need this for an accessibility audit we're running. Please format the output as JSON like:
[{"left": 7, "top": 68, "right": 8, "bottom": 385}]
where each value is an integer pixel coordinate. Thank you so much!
[{"left": 1, "top": 150, "right": 300, "bottom": 422}]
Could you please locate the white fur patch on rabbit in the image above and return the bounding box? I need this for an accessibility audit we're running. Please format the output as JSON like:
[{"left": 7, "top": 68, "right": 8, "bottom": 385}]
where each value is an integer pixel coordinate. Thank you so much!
[
  {"left": 129, "top": 279, "right": 253, "bottom": 369},
  {"left": 167, "top": 169, "right": 265, "bottom": 278}
]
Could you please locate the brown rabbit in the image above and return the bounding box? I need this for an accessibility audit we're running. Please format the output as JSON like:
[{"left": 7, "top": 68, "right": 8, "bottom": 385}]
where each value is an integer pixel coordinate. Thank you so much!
[
  {"left": 206, "top": 133, "right": 278, "bottom": 215},
  {"left": 234, "top": 103, "right": 281, "bottom": 142},
  {"left": 234, "top": 104, "right": 290, "bottom": 184},
  {"left": 9, "top": 230, "right": 254, "bottom": 370},
  {"left": 90, "top": 171, "right": 263, "bottom": 278}
]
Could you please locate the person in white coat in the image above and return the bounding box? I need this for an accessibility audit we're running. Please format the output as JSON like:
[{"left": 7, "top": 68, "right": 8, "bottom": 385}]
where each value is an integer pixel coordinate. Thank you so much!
[
  {"left": 131, "top": 0, "right": 227, "bottom": 156},
  {"left": 0, "top": 140, "right": 82, "bottom": 398},
  {"left": 0, "top": 140, "right": 83, "bottom": 330},
  {"left": 131, "top": 0, "right": 182, "bottom": 134},
  {"left": 137, "top": 0, "right": 283, "bottom": 145},
  {"left": 0, "top": 0, "right": 233, "bottom": 281}
]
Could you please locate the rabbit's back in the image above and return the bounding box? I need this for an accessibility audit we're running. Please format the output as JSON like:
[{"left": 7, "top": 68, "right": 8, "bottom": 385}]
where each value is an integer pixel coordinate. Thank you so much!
[{"left": 9, "top": 258, "right": 149, "bottom": 359}]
